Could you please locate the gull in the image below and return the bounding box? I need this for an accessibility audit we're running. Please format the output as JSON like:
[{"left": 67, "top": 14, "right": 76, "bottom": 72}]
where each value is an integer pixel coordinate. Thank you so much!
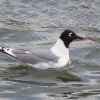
[{"left": 0, "top": 30, "right": 85, "bottom": 69}]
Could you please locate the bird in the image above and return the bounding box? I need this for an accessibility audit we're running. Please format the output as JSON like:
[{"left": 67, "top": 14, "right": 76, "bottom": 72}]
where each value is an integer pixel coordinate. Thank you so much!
[{"left": 0, "top": 30, "right": 85, "bottom": 69}]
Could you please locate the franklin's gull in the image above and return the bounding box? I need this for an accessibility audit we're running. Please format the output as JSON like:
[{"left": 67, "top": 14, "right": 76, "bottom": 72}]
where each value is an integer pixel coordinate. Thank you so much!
[{"left": 0, "top": 30, "right": 85, "bottom": 69}]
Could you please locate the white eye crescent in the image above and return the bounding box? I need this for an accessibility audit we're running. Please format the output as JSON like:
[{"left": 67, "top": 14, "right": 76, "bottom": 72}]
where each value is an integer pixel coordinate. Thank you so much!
[{"left": 69, "top": 33, "right": 73, "bottom": 37}]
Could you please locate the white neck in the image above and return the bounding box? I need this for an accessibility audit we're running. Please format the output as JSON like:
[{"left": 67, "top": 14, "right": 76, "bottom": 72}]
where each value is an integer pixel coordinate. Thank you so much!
[{"left": 51, "top": 39, "right": 69, "bottom": 58}]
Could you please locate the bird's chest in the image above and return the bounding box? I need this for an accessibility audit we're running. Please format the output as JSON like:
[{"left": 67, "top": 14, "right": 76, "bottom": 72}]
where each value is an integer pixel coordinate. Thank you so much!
[{"left": 56, "top": 56, "right": 69, "bottom": 67}]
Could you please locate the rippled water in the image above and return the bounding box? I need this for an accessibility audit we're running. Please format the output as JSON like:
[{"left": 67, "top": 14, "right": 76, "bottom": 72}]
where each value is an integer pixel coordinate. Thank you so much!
[{"left": 0, "top": 0, "right": 100, "bottom": 100}]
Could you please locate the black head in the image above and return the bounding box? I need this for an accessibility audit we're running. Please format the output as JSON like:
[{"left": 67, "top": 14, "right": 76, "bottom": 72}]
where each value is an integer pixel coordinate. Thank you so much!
[{"left": 60, "top": 30, "right": 84, "bottom": 48}]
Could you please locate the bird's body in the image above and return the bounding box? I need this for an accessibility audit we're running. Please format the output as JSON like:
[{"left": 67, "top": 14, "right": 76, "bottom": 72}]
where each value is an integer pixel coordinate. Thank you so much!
[{"left": 0, "top": 30, "right": 84, "bottom": 69}]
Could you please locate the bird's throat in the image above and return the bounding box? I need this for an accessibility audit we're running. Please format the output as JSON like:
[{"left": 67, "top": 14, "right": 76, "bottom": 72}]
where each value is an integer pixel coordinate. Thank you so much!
[{"left": 51, "top": 39, "right": 69, "bottom": 58}]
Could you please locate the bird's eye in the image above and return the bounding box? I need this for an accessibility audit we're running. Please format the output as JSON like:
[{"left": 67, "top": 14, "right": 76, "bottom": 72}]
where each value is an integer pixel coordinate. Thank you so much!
[
  {"left": 7, "top": 48, "right": 9, "bottom": 50},
  {"left": 69, "top": 33, "right": 73, "bottom": 37}
]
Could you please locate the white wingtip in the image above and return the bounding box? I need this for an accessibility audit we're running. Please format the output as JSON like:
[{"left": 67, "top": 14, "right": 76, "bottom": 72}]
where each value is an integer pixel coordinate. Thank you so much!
[{"left": 0, "top": 47, "right": 3, "bottom": 51}]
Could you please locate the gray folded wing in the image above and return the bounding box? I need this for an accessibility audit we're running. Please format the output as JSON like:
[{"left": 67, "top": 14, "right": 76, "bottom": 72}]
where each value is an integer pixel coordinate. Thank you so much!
[{"left": 12, "top": 49, "right": 59, "bottom": 64}]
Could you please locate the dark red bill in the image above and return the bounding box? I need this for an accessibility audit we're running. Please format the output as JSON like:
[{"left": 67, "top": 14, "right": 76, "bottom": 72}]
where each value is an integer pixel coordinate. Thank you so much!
[{"left": 74, "top": 35, "right": 86, "bottom": 41}]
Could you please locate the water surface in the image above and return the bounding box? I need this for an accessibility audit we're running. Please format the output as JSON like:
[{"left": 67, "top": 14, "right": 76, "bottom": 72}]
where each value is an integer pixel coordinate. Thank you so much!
[{"left": 0, "top": 0, "right": 100, "bottom": 100}]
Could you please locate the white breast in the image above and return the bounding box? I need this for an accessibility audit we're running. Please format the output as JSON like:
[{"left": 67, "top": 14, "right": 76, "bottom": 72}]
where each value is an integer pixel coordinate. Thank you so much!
[{"left": 51, "top": 39, "right": 70, "bottom": 67}]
